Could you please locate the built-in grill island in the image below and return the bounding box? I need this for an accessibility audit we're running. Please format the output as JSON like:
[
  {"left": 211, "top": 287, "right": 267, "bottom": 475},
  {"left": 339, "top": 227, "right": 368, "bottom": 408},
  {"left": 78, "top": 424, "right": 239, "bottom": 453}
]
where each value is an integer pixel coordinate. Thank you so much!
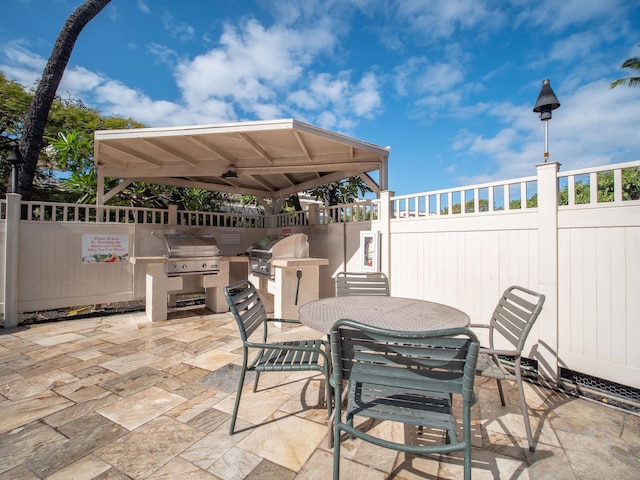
[
  {"left": 246, "top": 233, "right": 328, "bottom": 319},
  {"left": 247, "top": 233, "right": 309, "bottom": 278},
  {"left": 161, "top": 234, "right": 221, "bottom": 276},
  {"left": 130, "top": 232, "right": 248, "bottom": 322}
]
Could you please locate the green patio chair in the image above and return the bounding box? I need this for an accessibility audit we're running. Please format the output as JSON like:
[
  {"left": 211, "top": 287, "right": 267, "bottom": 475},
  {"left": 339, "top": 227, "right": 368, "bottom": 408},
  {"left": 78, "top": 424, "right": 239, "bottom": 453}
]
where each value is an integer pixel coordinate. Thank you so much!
[
  {"left": 330, "top": 319, "right": 479, "bottom": 480},
  {"left": 223, "top": 280, "right": 331, "bottom": 435},
  {"left": 335, "top": 271, "right": 390, "bottom": 297},
  {"left": 472, "top": 285, "right": 545, "bottom": 452}
]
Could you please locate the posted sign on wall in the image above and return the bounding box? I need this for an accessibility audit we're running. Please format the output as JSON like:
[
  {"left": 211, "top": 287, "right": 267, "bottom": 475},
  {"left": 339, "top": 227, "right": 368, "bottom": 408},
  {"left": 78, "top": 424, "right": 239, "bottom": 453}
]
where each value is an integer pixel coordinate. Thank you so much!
[{"left": 82, "top": 234, "right": 129, "bottom": 264}]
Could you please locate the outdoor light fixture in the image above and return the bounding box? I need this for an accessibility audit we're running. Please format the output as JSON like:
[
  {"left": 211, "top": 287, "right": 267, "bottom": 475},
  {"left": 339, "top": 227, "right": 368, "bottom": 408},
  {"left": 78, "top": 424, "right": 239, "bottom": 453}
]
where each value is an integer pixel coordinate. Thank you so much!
[
  {"left": 221, "top": 169, "right": 238, "bottom": 179},
  {"left": 533, "top": 79, "right": 561, "bottom": 163},
  {"left": 6, "top": 145, "right": 23, "bottom": 194}
]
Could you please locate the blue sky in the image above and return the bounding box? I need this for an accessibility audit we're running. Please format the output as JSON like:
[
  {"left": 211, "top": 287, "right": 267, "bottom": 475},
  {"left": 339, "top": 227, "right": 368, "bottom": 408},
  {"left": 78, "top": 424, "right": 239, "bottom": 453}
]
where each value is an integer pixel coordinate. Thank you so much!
[{"left": 1, "top": 0, "right": 639, "bottom": 196}]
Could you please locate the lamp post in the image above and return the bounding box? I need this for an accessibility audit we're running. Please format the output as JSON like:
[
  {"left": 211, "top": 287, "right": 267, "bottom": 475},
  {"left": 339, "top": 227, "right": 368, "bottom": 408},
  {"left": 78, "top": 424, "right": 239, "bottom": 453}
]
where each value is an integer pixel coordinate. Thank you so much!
[
  {"left": 533, "top": 79, "right": 560, "bottom": 163},
  {"left": 7, "top": 145, "right": 23, "bottom": 194}
]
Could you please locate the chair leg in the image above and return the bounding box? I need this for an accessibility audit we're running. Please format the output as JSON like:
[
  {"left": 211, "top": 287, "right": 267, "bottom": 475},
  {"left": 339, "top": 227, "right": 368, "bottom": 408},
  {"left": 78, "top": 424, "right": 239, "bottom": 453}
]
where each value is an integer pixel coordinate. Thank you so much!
[
  {"left": 230, "top": 366, "right": 247, "bottom": 435},
  {"left": 333, "top": 423, "right": 341, "bottom": 480},
  {"left": 496, "top": 379, "right": 506, "bottom": 406},
  {"left": 515, "top": 368, "right": 535, "bottom": 452},
  {"left": 253, "top": 371, "right": 261, "bottom": 392},
  {"left": 463, "top": 404, "right": 472, "bottom": 480}
]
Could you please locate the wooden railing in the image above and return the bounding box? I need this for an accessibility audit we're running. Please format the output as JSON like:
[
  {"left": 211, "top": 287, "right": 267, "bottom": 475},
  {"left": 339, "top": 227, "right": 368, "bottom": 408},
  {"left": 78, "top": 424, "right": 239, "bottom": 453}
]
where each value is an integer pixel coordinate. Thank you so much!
[
  {"left": 0, "top": 200, "right": 264, "bottom": 227},
  {"left": 316, "top": 201, "right": 379, "bottom": 224},
  {"left": 177, "top": 210, "right": 264, "bottom": 228}
]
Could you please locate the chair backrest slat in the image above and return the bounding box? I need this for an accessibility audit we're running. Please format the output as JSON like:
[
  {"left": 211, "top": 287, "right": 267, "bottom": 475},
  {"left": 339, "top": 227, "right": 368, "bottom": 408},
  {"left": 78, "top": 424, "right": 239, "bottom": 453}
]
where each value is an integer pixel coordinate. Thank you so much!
[
  {"left": 224, "top": 280, "right": 267, "bottom": 341},
  {"left": 336, "top": 272, "right": 390, "bottom": 297},
  {"left": 331, "top": 320, "right": 479, "bottom": 402},
  {"left": 489, "top": 286, "right": 545, "bottom": 350}
]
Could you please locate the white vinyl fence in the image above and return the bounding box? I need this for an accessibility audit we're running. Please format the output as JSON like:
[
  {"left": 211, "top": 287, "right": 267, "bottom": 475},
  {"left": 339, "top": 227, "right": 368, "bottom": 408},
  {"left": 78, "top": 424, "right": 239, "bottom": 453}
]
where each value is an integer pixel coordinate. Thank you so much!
[{"left": 383, "top": 160, "right": 640, "bottom": 390}]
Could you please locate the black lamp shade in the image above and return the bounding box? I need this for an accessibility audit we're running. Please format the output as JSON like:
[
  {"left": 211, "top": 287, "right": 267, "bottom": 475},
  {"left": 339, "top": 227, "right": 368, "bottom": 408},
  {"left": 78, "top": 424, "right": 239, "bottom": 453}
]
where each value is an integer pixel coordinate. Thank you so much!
[
  {"left": 7, "top": 146, "right": 22, "bottom": 165},
  {"left": 533, "top": 79, "right": 560, "bottom": 119}
]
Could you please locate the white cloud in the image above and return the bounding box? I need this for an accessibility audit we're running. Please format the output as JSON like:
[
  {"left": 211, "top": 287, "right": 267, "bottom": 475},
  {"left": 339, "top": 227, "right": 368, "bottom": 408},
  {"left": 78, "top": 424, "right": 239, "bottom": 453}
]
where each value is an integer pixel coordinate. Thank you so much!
[
  {"left": 174, "top": 17, "right": 348, "bottom": 122},
  {"left": 454, "top": 79, "right": 640, "bottom": 184},
  {"left": 175, "top": 20, "right": 317, "bottom": 106},
  {"left": 351, "top": 73, "right": 382, "bottom": 117},
  {"left": 137, "top": 0, "right": 151, "bottom": 14},
  {"left": 146, "top": 43, "right": 178, "bottom": 67},
  {"left": 519, "top": 0, "right": 626, "bottom": 33},
  {"left": 59, "top": 66, "right": 103, "bottom": 94},
  {"left": 162, "top": 12, "right": 196, "bottom": 42},
  {"left": 395, "top": 0, "right": 503, "bottom": 40},
  {"left": 0, "top": 43, "right": 46, "bottom": 87},
  {"left": 549, "top": 31, "right": 602, "bottom": 63}
]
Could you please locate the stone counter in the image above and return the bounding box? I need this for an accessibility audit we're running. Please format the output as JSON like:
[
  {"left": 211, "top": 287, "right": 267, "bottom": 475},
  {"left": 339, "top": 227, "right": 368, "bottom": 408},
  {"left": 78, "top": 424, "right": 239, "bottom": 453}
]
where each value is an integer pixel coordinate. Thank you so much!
[{"left": 129, "top": 256, "right": 247, "bottom": 321}]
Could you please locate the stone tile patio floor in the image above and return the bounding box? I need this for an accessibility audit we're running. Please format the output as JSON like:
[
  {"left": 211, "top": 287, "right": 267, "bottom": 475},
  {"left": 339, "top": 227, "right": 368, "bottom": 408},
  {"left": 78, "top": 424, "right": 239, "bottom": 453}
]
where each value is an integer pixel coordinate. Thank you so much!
[{"left": 1, "top": 305, "right": 639, "bottom": 479}]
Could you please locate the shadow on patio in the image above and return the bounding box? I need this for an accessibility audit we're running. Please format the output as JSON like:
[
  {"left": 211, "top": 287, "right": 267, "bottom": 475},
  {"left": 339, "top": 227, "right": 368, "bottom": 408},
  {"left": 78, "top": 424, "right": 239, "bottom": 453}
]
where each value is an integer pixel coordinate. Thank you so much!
[{"left": 1, "top": 305, "right": 639, "bottom": 479}]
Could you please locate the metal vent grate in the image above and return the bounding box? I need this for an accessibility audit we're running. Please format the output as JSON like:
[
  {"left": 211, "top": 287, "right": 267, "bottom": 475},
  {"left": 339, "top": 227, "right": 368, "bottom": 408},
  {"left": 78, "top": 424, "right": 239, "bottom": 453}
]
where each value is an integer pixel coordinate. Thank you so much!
[
  {"left": 560, "top": 368, "right": 640, "bottom": 412},
  {"left": 496, "top": 357, "right": 640, "bottom": 413}
]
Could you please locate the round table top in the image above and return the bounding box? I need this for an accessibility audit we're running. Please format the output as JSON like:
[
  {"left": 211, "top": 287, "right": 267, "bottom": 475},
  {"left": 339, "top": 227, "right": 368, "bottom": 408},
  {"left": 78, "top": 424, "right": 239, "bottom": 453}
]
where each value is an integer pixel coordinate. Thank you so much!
[{"left": 298, "top": 296, "right": 470, "bottom": 335}]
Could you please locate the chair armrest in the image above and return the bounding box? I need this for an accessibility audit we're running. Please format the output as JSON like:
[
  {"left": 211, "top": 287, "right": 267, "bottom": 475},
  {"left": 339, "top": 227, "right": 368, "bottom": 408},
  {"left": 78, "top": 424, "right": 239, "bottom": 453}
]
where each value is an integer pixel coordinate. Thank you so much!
[
  {"left": 479, "top": 347, "right": 520, "bottom": 357},
  {"left": 469, "top": 324, "right": 490, "bottom": 329},
  {"left": 266, "top": 317, "right": 302, "bottom": 325},
  {"left": 245, "top": 339, "right": 328, "bottom": 351}
]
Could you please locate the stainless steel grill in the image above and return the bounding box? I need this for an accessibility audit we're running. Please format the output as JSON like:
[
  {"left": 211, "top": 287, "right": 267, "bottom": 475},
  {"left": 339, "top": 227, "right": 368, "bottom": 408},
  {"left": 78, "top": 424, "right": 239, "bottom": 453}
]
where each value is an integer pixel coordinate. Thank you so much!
[
  {"left": 161, "top": 234, "right": 221, "bottom": 276},
  {"left": 247, "top": 233, "right": 309, "bottom": 278}
]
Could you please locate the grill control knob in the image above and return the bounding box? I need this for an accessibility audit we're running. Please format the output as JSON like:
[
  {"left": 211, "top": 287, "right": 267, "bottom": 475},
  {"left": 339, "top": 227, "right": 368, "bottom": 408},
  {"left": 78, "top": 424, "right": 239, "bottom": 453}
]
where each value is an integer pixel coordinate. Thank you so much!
[
  {"left": 181, "top": 264, "right": 187, "bottom": 269},
  {"left": 202, "top": 263, "right": 208, "bottom": 269}
]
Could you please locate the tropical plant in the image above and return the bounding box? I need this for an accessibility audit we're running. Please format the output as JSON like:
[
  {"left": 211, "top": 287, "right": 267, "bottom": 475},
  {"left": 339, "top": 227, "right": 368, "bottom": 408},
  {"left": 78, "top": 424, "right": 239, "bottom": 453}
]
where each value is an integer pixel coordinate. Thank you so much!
[
  {"left": 308, "top": 176, "right": 373, "bottom": 206},
  {"left": 610, "top": 45, "right": 640, "bottom": 89}
]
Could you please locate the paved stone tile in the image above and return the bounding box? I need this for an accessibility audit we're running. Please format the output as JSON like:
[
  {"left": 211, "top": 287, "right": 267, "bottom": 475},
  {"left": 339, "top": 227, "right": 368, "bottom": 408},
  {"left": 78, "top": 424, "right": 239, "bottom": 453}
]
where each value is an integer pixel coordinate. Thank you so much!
[
  {"left": 180, "top": 421, "right": 248, "bottom": 471},
  {"left": 244, "top": 460, "right": 295, "bottom": 480},
  {"left": 237, "top": 412, "right": 327, "bottom": 471},
  {"left": 31, "top": 332, "right": 86, "bottom": 346},
  {"left": 183, "top": 348, "right": 240, "bottom": 371},
  {"left": 146, "top": 457, "right": 220, "bottom": 479},
  {"left": 207, "top": 446, "right": 262, "bottom": 480},
  {"left": 98, "top": 365, "right": 173, "bottom": 397},
  {"left": 13, "top": 352, "right": 80, "bottom": 377},
  {"left": 0, "top": 421, "right": 66, "bottom": 475},
  {"left": 0, "top": 369, "right": 77, "bottom": 401},
  {"left": 55, "top": 382, "right": 111, "bottom": 403},
  {"left": 165, "top": 389, "right": 230, "bottom": 424},
  {"left": 556, "top": 428, "right": 640, "bottom": 480},
  {"left": 99, "top": 351, "right": 163, "bottom": 374},
  {"left": 171, "top": 381, "right": 212, "bottom": 399},
  {"left": 186, "top": 405, "right": 231, "bottom": 433},
  {"left": 25, "top": 412, "right": 127, "bottom": 478},
  {"left": 297, "top": 449, "right": 387, "bottom": 480},
  {"left": 0, "top": 370, "right": 23, "bottom": 387},
  {"left": 0, "top": 390, "right": 73, "bottom": 435},
  {"left": 43, "top": 392, "right": 117, "bottom": 427},
  {"left": 44, "top": 454, "right": 112, "bottom": 480},
  {"left": 97, "top": 386, "right": 186, "bottom": 430},
  {"left": 92, "top": 467, "right": 133, "bottom": 479},
  {"left": 71, "top": 364, "right": 111, "bottom": 379},
  {"left": 0, "top": 464, "right": 39, "bottom": 479},
  {"left": 96, "top": 415, "right": 206, "bottom": 479}
]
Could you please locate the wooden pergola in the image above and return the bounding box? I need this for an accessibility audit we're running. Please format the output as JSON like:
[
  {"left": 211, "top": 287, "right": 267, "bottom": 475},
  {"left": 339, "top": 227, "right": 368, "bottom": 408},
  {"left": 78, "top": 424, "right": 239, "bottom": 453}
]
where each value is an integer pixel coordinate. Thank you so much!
[{"left": 94, "top": 118, "right": 390, "bottom": 214}]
